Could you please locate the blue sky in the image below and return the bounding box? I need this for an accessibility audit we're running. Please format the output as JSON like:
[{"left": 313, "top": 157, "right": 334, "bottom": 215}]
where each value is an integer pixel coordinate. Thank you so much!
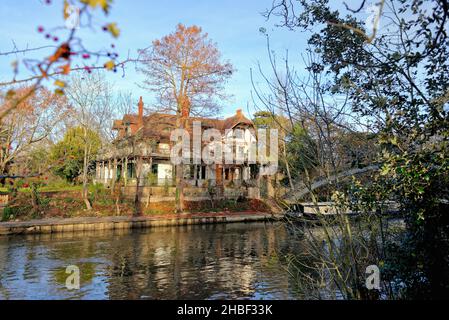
[{"left": 0, "top": 0, "right": 316, "bottom": 117}]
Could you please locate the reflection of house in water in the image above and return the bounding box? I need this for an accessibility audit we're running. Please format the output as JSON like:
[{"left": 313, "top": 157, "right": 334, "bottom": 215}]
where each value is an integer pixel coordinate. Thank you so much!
[
  {"left": 94, "top": 97, "right": 273, "bottom": 202},
  {"left": 0, "top": 223, "right": 298, "bottom": 299},
  {"left": 102, "top": 223, "right": 292, "bottom": 299}
]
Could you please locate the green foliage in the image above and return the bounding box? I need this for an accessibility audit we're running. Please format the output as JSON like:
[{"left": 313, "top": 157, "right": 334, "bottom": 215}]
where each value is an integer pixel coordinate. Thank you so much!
[
  {"left": 41, "top": 178, "right": 76, "bottom": 191},
  {"left": 1, "top": 204, "right": 32, "bottom": 221},
  {"left": 269, "top": 0, "right": 449, "bottom": 298},
  {"left": 147, "top": 172, "right": 158, "bottom": 186},
  {"left": 163, "top": 178, "right": 170, "bottom": 196},
  {"left": 26, "top": 146, "right": 52, "bottom": 174},
  {"left": 89, "top": 183, "right": 113, "bottom": 205},
  {"left": 50, "top": 126, "right": 101, "bottom": 182},
  {"left": 1, "top": 206, "right": 13, "bottom": 221},
  {"left": 252, "top": 111, "right": 286, "bottom": 129},
  {"left": 89, "top": 182, "right": 105, "bottom": 194},
  {"left": 285, "top": 124, "right": 318, "bottom": 174}
]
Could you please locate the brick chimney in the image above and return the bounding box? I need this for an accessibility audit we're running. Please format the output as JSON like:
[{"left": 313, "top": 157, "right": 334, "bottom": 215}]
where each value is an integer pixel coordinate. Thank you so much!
[
  {"left": 236, "top": 109, "right": 243, "bottom": 117},
  {"left": 138, "top": 96, "right": 144, "bottom": 128}
]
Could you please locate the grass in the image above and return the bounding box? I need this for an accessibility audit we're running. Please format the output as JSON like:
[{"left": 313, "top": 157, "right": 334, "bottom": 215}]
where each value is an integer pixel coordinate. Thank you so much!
[
  {"left": 0, "top": 182, "right": 270, "bottom": 221},
  {"left": 0, "top": 185, "right": 94, "bottom": 194}
]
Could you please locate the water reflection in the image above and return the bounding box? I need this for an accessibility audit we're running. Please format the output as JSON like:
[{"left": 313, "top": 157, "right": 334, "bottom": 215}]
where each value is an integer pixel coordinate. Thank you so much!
[{"left": 0, "top": 222, "right": 305, "bottom": 300}]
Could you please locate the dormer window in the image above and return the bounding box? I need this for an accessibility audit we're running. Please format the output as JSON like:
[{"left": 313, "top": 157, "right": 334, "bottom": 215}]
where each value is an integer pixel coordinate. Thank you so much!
[{"left": 125, "top": 121, "right": 131, "bottom": 136}]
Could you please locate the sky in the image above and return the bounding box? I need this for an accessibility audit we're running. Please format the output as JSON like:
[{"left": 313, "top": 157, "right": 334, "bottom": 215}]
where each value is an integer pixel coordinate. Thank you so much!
[{"left": 0, "top": 0, "right": 355, "bottom": 118}]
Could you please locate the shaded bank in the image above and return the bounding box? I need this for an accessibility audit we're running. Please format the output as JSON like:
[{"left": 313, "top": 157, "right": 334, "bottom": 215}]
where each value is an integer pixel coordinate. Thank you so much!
[{"left": 0, "top": 212, "right": 281, "bottom": 236}]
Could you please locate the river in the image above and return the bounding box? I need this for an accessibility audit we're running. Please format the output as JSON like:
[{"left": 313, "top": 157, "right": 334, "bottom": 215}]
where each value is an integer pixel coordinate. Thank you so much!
[{"left": 0, "top": 222, "right": 309, "bottom": 300}]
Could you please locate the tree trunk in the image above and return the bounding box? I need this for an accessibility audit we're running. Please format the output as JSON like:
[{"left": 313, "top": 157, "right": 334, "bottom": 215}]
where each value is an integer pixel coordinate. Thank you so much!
[
  {"left": 30, "top": 183, "right": 40, "bottom": 215},
  {"left": 134, "top": 156, "right": 143, "bottom": 216},
  {"left": 175, "top": 116, "right": 187, "bottom": 213},
  {"left": 283, "top": 143, "right": 295, "bottom": 191},
  {"left": 124, "top": 157, "right": 128, "bottom": 186},
  {"left": 111, "top": 158, "right": 117, "bottom": 195},
  {"left": 114, "top": 181, "right": 121, "bottom": 216},
  {"left": 146, "top": 157, "right": 152, "bottom": 208},
  {"left": 175, "top": 164, "right": 185, "bottom": 213},
  {"left": 82, "top": 131, "right": 92, "bottom": 211}
]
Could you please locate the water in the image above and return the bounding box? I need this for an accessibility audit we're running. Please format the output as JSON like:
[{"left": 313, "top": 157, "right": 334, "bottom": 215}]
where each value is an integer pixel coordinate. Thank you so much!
[{"left": 0, "top": 222, "right": 307, "bottom": 300}]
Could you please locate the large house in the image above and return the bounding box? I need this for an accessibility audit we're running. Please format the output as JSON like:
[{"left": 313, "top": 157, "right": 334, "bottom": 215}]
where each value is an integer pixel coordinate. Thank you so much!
[{"left": 94, "top": 98, "right": 266, "bottom": 201}]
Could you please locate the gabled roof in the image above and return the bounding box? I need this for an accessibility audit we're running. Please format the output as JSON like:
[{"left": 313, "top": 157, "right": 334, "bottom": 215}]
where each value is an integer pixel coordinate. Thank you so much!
[
  {"left": 222, "top": 109, "right": 253, "bottom": 130},
  {"left": 122, "top": 114, "right": 140, "bottom": 124},
  {"left": 112, "top": 120, "right": 123, "bottom": 130},
  {"left": 112, "top": 107, "right": 254, "bottom": 142}
]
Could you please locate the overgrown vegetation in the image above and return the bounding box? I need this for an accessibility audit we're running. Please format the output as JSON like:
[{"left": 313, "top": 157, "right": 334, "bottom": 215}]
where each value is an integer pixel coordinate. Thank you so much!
[{"left": 259, "top": 0, "right": 449, "bottom": 299}]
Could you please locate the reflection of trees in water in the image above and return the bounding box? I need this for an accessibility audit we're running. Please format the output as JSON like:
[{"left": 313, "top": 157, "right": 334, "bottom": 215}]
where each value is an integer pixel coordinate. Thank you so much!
[
  {"left": 0, "top": 238, "right": 13, "bottom": 299},
  {"left": 280, "top": 218, "right": 404, "bottom": 300},
  {"left": 99, "top": 223, "right": 299, "bottom": 299},
  {"left": 0, "top": 223, "right": 309, "bottom": 299},
  {"left": 0, "top": 233, "right": 107, "bottom": 299}
]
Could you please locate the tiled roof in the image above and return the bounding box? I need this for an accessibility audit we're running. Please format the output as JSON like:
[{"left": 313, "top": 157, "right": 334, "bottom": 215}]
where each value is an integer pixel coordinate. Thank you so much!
[{"left": 113, "top": 108, "right": 253, "bottom": 141}]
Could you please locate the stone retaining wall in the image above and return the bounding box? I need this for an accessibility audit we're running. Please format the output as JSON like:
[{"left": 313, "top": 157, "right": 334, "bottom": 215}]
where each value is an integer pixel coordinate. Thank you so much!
[{"left": 0, "top": 212, "right": 281, "bottom": 236}]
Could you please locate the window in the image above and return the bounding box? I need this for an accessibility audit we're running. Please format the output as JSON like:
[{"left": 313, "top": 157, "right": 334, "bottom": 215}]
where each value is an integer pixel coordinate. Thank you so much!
[
  {"left": 158, "top": 143, "right": 170, "bottom": 154},
  {"left": 250, "top": 164, "right": 258, "bottom": 179},
  {"left": 125, "top": 122, "right": 131, "bottom": 136},
  {"left": 201, "top": 166, "right": 206, "bottom": 179},
  {"left": 116, "top": 165, "right": 122, "bottom": 180},
  {"left": 224, "top": 168, "right": 230, "bottom": 180},
  {"left": 151, "top": 164, "right": 158, "bottom": 175},
  {"left": 127, "top": 163, "right": 135, "bottom": 178}
]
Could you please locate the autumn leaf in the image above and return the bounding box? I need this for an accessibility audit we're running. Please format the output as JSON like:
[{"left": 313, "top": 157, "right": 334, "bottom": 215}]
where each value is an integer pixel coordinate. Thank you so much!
[
  {"left": 54, "top": 88, "right": 65, "bottom": 96},
  {"left": 106, "top": 23, "right": 120, "bottom": 38},
  {"left": 63, "top": 0, "right": 69, "bottom": 19},
  {"left": 49, "top": 43, "right": 71, "bottom": 63},
  {"left": 6, "top": 89, "right": 15, "bottom": 99},
  {"left": 104, "top": 60, "right": 115, "bottom": 70},
  {"left": 59, "top": 64, "right": 71, "bottom": 75},
  {"left": 54, "top": 80, "right": 66, "bottom": 88},
  {"left": 81, "top": 0, "right": 111, "bottom": 14}
]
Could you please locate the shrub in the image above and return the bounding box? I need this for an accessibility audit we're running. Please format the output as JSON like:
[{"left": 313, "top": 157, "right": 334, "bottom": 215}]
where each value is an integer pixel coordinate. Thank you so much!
[
  {"left": 1, "top": 206, "right": 13, "bottom": 221},
  {"left": 147, "top": 172, "right": 158, "bottom": 186}
]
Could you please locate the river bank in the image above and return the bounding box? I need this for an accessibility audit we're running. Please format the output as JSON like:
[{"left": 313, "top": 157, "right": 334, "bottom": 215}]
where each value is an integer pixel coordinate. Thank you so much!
[{"left": 0, "top": 211, "right": 282, "bottom": 236}]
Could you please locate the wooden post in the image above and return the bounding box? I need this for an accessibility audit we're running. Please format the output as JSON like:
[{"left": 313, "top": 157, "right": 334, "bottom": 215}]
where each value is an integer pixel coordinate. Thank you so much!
[
  {"left": 95, "top": 162, "right": 100, "bottom": 181},
  {"left": 101, "top": 161, "right": 104, "bottom": 180},
  {"left": 145, "top": 157, "right": 152, "bottom": 208},
  {"left": 222, "top": 166, "right": 225, "bottom": 186},
  {"left": 267, "top": 175, "right": 275, "bottom": 198},
  {"left": 193, "top": 164, "right": 198, "bottom": 186},
  {"left": 107, "top": 160, "right": 112, "bottom": 185},
  {"left": 134, "top": 156, "right": 143, "bottom": 216},
  {"left": 256, "top": 165, "right": 261, "bottom": 200},
  {"left": 124, "top": 157, "right": 128, "bottom": 186},
  {"left": 111, "top": 158, "right": 117, "bottom": 194}
]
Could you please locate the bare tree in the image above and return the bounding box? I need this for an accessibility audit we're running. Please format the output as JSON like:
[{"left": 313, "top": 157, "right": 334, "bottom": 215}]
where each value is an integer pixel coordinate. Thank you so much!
[
  {"left": 64, "top": 71, "right": 117, "bottom": 210},
  {"left": 0, "top": 86, "right": 69, "bottom": 176},
  {"left": 137, "top": 24, "right": 234, "bottom": 212},
  {"left": 0, "top": 0, "right": 129, "bottom": 122},
  {"left": 252, "top": 36, "right": 386, "bottom": 299}
]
